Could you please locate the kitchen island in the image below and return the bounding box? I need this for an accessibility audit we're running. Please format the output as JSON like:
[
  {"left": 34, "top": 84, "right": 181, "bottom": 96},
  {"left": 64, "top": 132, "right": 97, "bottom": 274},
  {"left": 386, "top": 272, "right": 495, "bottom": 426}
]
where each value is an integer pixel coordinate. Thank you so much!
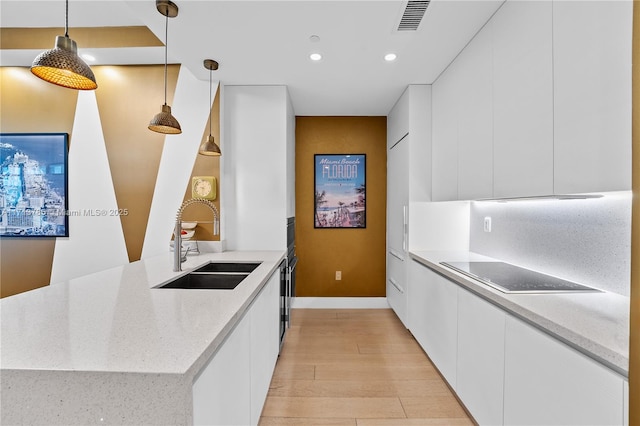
[{"left": 0, "top": 250, "right": 285, "bottom": 425}]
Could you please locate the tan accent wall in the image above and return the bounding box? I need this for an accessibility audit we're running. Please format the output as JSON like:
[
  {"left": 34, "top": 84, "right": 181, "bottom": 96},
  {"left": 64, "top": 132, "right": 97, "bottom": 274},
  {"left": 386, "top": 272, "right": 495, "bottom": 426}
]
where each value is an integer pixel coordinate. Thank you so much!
[
  {"left": 94, "top": 64, "right": 179, "bottom": 262},
  {"left": 0, "top": 67, "right": 78, "bottom": 298},
  {"left": 181, "top": 87, "right": 221, "bottom": 241},
  {"left": 0, "top": 63, "right": 219, "bottom": 298},
  {"left": 1, "top": 27, "right": 162, "bottom": 49},
  {"left": 295, "top": 116, "right": 387, "bottom": 297},
  {"left": 630, "top": 2, "right": 638, "bottom": 423}
]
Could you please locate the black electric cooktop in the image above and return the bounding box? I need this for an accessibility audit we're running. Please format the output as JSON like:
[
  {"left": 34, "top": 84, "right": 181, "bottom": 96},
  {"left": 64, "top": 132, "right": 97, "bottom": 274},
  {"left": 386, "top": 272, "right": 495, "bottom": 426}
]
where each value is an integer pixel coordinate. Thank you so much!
[{"left": 440, "top": 261, "right": 601, "bottom": 294}]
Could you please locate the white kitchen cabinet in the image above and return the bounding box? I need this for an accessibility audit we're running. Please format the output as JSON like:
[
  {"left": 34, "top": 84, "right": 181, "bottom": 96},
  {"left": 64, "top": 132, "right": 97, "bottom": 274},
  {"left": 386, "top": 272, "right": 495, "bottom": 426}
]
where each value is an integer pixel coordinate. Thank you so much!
[
  {"left": 552, "top": 0, "right": 632, "bottom": 194},
  {"left": 387, "top": 133, "right": 409, "bottom": 255},
  {"left": 193, "top": 271, "right": 280, "bottom": 426},
  {"left": 386, "top": 86, "right": 430, "bottom": 326},
  {"left": 387, "top": 89, "right": 409, "bottom": 150},
  {"left": 387, "top": 93, "right": 410, "bottom": 327},
  {"left": 624, "top": 380, "right": 629, "bottom": 426},
  {"left": 387, "top": 253, "right": 408, "bottom": 327},
  {"left": 456, "top": 287, "right": 505, "bottom": 426},
  {"left": 456, "top": 20, "right": 494, "bottom": 201},
  {"left": 503, "top": 315, "right": 625, "bottom": 426},
  {"left": 492, "top": 0, "right": 554, "bottom": 198},
  {"left": 431, "top": 58, "right": 460, "bottom": 202},
  {"left": 250, "top": 272, "right": 280, "bottom": 424},
  {"left": 193, "top": 308, "right": 252, "bottom": 426},
  {"left": 408, "top": 260, "right": 457, "bottom": 387},
  {"left": 222, "top": 86, "right": 294, "bottom": 251}
]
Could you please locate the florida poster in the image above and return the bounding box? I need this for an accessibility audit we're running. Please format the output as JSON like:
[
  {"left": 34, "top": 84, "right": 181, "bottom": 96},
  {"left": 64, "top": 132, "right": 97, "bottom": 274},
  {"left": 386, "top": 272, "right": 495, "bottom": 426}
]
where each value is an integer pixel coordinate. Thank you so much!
[{"left": 314, "top": 154, "right": 366, "bottom": 228}]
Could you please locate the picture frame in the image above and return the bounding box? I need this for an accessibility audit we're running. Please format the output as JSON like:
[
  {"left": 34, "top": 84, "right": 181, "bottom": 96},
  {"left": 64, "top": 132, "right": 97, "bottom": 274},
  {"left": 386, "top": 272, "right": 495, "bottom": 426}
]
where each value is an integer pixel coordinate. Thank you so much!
[
  {"left": 0, "top": 133, "right": 69, "bottom": 237},
  {"left": 314, "top": 154, "right": 366, "bottom": 228}
]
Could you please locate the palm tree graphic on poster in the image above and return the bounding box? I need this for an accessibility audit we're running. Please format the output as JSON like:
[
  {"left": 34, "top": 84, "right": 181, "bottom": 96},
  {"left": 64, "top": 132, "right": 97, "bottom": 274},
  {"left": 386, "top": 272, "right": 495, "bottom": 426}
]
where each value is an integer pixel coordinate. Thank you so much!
[{"left": 314, "top": 154, "right": 366, "bottom": 228}]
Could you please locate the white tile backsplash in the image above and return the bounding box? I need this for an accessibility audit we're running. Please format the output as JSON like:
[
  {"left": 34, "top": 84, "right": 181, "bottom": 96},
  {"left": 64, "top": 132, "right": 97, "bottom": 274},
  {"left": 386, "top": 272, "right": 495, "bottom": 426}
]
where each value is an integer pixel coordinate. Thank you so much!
[{"left": 469, "top": 192, "right": 632, "bottom": 296}]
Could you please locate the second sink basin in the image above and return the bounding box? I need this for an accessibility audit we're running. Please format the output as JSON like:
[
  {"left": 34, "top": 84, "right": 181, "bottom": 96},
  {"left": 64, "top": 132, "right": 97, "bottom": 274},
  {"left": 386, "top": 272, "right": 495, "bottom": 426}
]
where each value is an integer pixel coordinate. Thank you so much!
[
  {"left": 193, "top": 262, "right": 261, "bottom": 273},
  {"left": 159, "top": 272, "right": 248, "bottom": 290}
]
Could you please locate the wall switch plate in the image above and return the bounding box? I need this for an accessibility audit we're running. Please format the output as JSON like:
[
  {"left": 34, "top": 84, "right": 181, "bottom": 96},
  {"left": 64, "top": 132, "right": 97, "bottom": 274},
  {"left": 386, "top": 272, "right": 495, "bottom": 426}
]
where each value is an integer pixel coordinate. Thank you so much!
[
  {"left": 335, "top": 271, "right": 342, "bottom": 280},
  {"left": 484, "top": 217, "right": 492, "bottom": 232}
]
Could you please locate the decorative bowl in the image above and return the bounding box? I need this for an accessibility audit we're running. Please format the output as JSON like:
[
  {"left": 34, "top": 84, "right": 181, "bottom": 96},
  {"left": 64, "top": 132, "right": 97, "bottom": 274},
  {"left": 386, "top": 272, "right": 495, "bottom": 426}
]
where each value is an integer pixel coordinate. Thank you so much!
[{"left": 181, "top": 221, "right": 197, "bottom": 230}]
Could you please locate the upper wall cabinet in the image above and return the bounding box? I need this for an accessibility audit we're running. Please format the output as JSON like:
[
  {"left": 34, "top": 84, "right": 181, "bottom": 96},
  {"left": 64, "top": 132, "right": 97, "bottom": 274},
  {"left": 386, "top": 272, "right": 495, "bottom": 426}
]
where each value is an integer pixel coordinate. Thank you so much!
[
  {"left": 492, "top": 0, "right": 554, "bottom": 198},
  {"left": 456, "top": 22, "right": 494, "bottom": 201},
  {"left": 552, "top": 0, "right": 632, "bottom": 194},
  {"left": 432, "top": 61, "right": 460, "bottom": 202},
  {"left": 388, "top": 90, "right": 410, "bottom": 149},
  {"left": 431, "top": 0, "right": 630, "bottom": 200}
]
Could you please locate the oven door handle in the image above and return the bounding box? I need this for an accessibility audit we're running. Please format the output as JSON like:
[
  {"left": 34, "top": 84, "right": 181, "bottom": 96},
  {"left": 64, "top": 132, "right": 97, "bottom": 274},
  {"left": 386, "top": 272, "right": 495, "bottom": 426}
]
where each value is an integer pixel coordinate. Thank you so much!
[{"left": 287, "top": 256, "right": 298, "bottom": 281}]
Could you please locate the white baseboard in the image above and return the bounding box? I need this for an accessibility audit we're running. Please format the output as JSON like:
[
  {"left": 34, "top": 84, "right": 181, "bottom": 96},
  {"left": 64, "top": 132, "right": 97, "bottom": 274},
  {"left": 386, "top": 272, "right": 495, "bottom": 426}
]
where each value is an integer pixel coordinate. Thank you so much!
[{"left": 292, "top": 297, "right": 390, "bottom": 309}]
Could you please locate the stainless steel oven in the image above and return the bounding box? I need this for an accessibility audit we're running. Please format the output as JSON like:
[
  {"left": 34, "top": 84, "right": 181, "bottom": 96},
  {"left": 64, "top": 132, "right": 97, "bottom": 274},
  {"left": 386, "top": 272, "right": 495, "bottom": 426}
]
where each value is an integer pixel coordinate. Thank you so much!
[{"left": 279, "top": 217, "right": 297, "bottom": 351}]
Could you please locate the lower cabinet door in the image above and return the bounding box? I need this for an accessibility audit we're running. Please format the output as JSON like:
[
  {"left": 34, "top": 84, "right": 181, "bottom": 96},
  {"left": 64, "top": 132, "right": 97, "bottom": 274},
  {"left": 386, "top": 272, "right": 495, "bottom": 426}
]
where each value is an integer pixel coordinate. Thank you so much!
[
  {"left": 387, "top": 253, "right": 408, "bottom": 327},
  {"left": 504, "top": 315, "right": 625, "bottom": 426},
  {"left": 409, "top": 261, "right": 458, "bottom": 387},
  {"left": 250, "top": 273, "right": 280, "bottom": 424},
  {"left": 456, "top": 288, "right": 506, "bottom": 426},
  {"left": 192, "top": 312, "right": 251, "bottom": 426}
]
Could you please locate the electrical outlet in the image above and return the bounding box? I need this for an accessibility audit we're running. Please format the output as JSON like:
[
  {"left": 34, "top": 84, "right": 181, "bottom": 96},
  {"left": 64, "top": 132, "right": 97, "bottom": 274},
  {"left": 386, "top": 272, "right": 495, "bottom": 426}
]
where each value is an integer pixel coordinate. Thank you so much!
[
  {"left": 484, "top": 217, "right": 492, "bottom": 233},
  {"left": 335, "top": 271, "right": 342, "bottom": 280}
]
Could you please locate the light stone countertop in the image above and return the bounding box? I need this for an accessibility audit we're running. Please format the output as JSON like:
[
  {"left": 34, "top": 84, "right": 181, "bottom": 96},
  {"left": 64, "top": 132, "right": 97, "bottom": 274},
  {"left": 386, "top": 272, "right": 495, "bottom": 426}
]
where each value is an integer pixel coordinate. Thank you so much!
[
  {"left": 0, "top": 250, "right": 285, "bottom": 425},
  {"left": 410, "top": 250, "right": 630, "bottom": 378}
]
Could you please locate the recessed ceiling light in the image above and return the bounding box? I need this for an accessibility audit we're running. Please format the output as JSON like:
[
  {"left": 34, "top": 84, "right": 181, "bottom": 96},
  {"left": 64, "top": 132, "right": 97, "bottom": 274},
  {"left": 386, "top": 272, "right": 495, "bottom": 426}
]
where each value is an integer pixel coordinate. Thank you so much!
[
  {"left": 309, "top": 35, "right": 320, "bottom": 42},
  {"left": 310, "top": 53, "right": 322, "bottom": 61},
  {"left": 81, "top": 53, "right": 96, "bottom": 62},
  {"left": 384, "top": 53, "right": 397, "bottom": 62}
]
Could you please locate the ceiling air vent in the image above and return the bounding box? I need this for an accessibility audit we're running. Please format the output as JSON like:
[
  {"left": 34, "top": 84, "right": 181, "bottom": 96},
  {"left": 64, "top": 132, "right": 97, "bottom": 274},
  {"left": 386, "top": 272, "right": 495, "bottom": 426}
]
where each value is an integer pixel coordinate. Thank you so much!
[{"left": 397, "top": 0, "right": 430, "bottom": 31}]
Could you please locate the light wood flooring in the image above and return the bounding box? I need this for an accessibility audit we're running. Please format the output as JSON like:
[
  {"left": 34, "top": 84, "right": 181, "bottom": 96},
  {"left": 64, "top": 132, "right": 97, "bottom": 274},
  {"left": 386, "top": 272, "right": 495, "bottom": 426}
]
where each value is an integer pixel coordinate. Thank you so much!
[{"left": 259, "top": 308, "right": 474, "bottom": 426}]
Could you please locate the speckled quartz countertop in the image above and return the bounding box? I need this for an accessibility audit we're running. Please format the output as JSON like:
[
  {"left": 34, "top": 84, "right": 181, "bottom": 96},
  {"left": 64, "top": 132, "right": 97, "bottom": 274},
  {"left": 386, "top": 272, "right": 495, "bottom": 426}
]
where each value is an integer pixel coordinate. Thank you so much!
[
  {"left": 0, "top": 250, "right": 285, "bottom": 425},
  {"left": 410, "top": 251, "right": 630, "bottom": 378}
]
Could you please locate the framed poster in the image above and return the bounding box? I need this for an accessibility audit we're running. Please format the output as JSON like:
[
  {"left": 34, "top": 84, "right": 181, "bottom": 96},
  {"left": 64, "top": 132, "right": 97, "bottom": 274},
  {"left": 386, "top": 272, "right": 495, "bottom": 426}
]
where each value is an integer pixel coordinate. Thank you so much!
[
  {"left": 314, "top": 154, "right": 366, "bottom": 228},
  {"left": 0, "top": 133, "right": 69, "bottom": 237}
]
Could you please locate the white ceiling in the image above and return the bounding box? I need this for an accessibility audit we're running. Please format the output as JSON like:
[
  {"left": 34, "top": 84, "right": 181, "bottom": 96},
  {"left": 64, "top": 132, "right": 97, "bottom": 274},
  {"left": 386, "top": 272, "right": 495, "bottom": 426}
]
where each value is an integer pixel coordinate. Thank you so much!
[{"left": 0, "top": 0, "right": 504, "bottom": 116}]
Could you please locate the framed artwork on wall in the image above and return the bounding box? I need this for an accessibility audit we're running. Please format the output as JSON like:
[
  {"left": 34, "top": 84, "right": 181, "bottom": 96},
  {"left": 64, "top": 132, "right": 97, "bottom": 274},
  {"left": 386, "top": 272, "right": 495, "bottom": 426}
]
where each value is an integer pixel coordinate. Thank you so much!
[
  {"left": 314, "top": 154, "right": 366, "bottom": 228},
  {"left": 0, "top": 133, "right": 69, "bottom": 237}
]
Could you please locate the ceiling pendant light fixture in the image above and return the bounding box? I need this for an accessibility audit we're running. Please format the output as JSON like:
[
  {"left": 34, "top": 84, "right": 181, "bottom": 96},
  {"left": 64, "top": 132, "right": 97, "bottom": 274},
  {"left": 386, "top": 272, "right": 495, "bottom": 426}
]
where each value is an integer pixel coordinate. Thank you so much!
[
  {"left": 30, "top": 0, "right": 97, "bottom": 90},
  {"left": 148, "top": 0, "right": 182, "bottom": 135},
  {"left": 198, "top": 59, "right": 221, "bottom": 156}
]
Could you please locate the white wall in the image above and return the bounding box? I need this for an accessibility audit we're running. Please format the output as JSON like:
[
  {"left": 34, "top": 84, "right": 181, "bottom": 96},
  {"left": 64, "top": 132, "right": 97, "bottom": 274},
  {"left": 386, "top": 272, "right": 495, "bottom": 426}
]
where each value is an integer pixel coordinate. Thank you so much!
[
  {"left": 50, "top": 92, "right": 129, "bottom": 283},
  {"left": 409, "top": 201, "right": 470, "bottom": 252},
  {"left": 222, "top": 85, "right": 290, "bottom": 251},
  {"left": 469, "top": 192, "right": 632, "bottom": 296}
]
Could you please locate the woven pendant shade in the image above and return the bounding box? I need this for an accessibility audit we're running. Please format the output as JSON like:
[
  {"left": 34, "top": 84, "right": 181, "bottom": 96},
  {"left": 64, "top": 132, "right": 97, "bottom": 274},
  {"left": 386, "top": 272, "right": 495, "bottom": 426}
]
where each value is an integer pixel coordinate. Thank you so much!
[
  {"left": 198, "top": 59, "right": 221, "bottom": 156},
  {"left": 148, "top": 0, "right": 181, "bottom": 135},
  {"left": 31, "top": 36, "right": 97, "bottom": 90},
  {"left": 199, "top": 135, "right": 221, "bottom": 156},
  {"left": 149, "top": 104, "right": 182, "bottom": 134}
]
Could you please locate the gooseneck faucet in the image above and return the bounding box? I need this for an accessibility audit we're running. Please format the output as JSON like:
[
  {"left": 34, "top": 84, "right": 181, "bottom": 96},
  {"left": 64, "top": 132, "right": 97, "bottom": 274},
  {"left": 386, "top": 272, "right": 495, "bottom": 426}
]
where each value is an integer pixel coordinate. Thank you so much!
[{"left": 174, "top": 198, "right": 220, "bottom": 271}]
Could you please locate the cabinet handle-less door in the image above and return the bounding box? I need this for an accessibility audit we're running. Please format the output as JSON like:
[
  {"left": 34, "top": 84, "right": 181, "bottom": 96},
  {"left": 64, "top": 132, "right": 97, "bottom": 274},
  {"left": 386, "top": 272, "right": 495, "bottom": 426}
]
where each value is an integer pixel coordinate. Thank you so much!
[{"left": 402, "top": 205, "right": 408, "bottom": 252}]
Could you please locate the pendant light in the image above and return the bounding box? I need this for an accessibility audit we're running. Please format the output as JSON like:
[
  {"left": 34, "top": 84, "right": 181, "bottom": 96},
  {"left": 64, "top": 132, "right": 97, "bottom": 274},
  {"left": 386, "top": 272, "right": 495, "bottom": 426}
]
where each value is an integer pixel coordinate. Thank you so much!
[
  {"left": 30, "top": 0, "right": 97, "bottom": 90},
  {"left": 148, "top": 0, "right": 182, "bottom": 134},
  {"left": 198, "top": 59, "right": 221, "bottom": 156}
]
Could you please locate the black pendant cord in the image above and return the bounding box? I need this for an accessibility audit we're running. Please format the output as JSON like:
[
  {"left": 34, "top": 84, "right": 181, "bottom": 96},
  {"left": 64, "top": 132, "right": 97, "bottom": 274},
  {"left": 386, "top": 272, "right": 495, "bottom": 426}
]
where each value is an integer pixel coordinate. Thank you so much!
[
  {"left": 64, "top": 0, "right": 69, "bottom": 37},
  {"left": 164, "top": 8, "right": 169, "bottom": 106},
  {"left": 208, "top": 68, "right": 213, "bottom": 137}
]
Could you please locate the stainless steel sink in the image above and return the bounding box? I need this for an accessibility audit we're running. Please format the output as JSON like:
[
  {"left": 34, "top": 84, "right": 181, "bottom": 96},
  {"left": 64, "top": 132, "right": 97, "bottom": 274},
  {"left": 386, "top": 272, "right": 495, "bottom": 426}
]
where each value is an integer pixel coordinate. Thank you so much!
[{"left": 156, "top": 262, "right": 262, "bottom": 290}]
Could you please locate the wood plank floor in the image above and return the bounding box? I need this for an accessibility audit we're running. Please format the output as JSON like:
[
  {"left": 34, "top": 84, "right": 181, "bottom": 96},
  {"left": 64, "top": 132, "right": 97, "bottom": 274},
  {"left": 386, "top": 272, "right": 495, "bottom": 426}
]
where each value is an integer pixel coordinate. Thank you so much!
[{"left": 259, "top": 308, "right": 474, "bottom": 426}]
